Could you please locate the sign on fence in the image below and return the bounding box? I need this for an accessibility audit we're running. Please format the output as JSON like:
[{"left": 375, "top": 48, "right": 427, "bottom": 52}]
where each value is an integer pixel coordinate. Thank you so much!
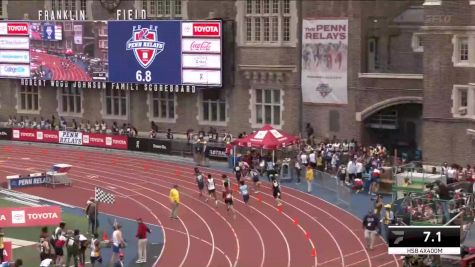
[{"left": 0, "top": 206, "right": 62, "bottom": 227}]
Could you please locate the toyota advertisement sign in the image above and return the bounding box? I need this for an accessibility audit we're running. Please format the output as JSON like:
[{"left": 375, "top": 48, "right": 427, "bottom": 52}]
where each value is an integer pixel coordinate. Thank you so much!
[
  {"left": 0, "top": 206, "right": 62, "bottom": 228},
  {"left": 0, "top": 22, "right": 30, "bottom": 78}
]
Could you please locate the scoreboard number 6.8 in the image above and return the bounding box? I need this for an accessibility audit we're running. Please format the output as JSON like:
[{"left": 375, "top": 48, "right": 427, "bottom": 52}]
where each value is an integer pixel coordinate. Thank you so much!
[{"left": 136, "top": 70, "right": 152, "bottom": 82}]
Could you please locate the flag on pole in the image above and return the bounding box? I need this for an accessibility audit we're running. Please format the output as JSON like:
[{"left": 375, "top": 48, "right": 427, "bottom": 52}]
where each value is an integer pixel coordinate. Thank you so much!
[{"left": 95, "top": 187, "right": 116, "bottom": 204}]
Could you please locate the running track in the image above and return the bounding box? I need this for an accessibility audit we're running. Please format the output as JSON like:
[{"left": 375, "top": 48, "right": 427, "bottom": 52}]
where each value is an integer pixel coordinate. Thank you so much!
[
  {"left": 0, "top": 144, "right": 401, "bottom": 267},
  {"left": 31, "top": 51, "right": 92, "bottom": 81}
]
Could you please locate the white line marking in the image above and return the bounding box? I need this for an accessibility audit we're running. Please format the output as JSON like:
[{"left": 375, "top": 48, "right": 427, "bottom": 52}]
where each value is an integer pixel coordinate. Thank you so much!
[
  {"left": 376, "top": 261, "right": 398, "bottom": 267},
  {"left": 4, "top": 145, "right": 383, "bottom": 267},
  {"left": 7, "top": 161, "right": 206, "bottom": 267}
]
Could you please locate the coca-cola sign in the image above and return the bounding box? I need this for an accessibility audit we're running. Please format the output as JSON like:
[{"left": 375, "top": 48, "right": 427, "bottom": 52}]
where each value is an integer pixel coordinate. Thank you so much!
[
  {"left": 182, "top": 39, "right": 221, "bottom": 53},
  {"left": 191, "top": 41, "right": 211, "bottom": 51}
]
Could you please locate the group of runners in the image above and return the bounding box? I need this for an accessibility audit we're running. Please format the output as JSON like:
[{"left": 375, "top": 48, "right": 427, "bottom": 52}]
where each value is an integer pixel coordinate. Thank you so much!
[{"left": 193, "top": 165, "right": 283, "bottom": 219}]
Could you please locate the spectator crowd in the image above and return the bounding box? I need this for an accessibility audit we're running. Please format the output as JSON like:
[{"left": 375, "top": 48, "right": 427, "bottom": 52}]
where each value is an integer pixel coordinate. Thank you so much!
[{"left": 7, "top": 115, "right": 139, "bottom": 137}]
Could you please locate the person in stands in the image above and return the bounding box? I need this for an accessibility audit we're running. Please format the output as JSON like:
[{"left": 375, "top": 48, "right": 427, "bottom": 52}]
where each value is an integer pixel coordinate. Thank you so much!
[
  {"left": 166, "top": 129, "right": 174, "bottom": 139},
  {"left": 294, "top": 158, "right": 302, "bottom": 183}
]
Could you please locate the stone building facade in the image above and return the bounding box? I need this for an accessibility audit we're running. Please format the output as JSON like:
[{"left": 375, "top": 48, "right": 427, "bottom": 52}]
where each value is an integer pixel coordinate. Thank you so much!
[
  {"left": 421, "top": 0, "right": 475, "bottom": 164},
  {"left": 0, "top": 0, "right": 472, "bottom": 163}
]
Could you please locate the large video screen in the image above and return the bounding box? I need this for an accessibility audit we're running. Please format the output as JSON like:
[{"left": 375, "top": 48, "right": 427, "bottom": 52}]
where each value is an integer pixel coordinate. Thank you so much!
[
  {"left": 30, "top": 22, "right": 63, "bottom": 41},
  {"left": 0, "top": 20, "right": 222, "bottom": 87},
  {"left": 29, "top": 21, "right": 108, "bottom": 81}
]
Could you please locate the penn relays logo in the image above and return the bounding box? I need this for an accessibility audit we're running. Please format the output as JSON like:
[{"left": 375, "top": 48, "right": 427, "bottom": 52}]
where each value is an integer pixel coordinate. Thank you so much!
[{"left": 126, "top": 25, "right": 165, "bottom": 69}]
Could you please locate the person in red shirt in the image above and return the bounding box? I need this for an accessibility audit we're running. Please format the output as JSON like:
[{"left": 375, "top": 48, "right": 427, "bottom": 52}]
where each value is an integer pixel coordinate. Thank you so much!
[
  {"left": 135, "top": 218, "right": 151, "bottom": 264},
  {"left": 222, "top": 182, "right": 236, "bottom": 219}
]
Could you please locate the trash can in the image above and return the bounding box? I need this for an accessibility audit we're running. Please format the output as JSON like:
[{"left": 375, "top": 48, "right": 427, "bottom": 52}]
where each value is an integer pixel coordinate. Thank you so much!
[{"left": 280, "top": 158, "right": 292, "bottom": 182}]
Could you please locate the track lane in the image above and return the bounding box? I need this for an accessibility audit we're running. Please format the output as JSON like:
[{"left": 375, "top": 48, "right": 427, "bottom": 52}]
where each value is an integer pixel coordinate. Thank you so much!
[{"left": 0, "top": 144, "right": 400, "bottom": 267}]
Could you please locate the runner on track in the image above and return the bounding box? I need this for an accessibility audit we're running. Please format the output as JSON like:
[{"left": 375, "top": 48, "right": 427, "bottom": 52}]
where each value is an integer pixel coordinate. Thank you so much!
[
  {"left": 234, "top": 164, "right": 242, "bottom": 183},
  {"left": 239, "top": 180, "right": 251, "bottom": 212},
  {"left": 206, "top": 174, "right": 218, "bottom": 207},
  {"left": 271, "top": 175, "right": 283, "bottom": 206},
  {"left": 250, "top": 168, "right": 261, "bottom": 193},
  {"left": 194, "top": 167, "right": 205, "bottom": 197},
  {"left": 222, "top": 174, "right": 231, "bottom": 190},
  {"left": 222, "top": 182, "right": 236, "bottom": 219}
]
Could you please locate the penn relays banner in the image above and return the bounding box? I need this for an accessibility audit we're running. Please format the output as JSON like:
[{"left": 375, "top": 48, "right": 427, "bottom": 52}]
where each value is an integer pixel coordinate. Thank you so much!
[
  {"left": 301, "top": 19, "right": 348, "bottom": 104},
  {"left": 0, "top": 206, "right": 62, "bottom": 227},
  {"left": 11, "top": 128, "right": 127, "bottom": 150}
]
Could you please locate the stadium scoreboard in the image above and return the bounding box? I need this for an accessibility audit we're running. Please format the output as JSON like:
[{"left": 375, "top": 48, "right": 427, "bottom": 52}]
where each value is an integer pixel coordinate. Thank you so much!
[
  {"left": 388, "top": 226, "right": 460, "bottom": 255},
  {"left": 0, "top": 20, "right": 223, "bottom": 88}
]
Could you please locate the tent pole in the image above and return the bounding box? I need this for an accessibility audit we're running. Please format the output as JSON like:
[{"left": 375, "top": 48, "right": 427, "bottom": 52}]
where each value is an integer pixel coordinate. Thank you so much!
[
  {"left": 233, "top": 145, "right": 236, "bottom": 168},
  {"left": 272, "top": 150, "right": 275, "bottom": 163}
]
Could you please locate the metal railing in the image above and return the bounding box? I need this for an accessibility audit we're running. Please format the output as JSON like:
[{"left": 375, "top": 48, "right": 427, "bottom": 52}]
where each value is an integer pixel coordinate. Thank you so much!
[{"left": 314, "top": 170, "right": 351, "bottom": 208}]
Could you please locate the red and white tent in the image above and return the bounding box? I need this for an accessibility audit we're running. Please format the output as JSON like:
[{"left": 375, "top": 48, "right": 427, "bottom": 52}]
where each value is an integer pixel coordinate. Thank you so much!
[{"left": 232, "top": 124, "right": 299, "bottom": 150}]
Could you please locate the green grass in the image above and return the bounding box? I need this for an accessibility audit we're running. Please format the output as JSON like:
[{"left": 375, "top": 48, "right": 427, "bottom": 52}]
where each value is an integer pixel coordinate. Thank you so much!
[
  {"left": 0, "top": 199, "right": 89, "bottom": 242},
  {"left": 0, "top": 198, "right": 93, "bottom": 266}
]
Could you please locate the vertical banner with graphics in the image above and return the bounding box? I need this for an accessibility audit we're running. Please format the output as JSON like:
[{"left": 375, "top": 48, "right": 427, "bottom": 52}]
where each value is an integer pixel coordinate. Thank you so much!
[{"left": 301, "top": 19, "right": 348, "bottom": 104}]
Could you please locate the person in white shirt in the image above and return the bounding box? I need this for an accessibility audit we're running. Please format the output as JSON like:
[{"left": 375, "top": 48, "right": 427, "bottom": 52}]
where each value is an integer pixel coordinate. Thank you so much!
[
  {"left": 331, "top": 153, "right": 339, "bottom": 173},
  {"left": 206, "top": 174, "right": 218, "bottom": 207},
  {"left": 85, "top": 121, "right": 91, "bottom": 133},
  {"left": 441, "top": 163, "right": 448, "bottom": 176},
  {"left": 24, "top": 117, "right": 30, "bottom": 128},
  {"left": 308, "top": 150, "right": 316, "bottom": 169},
  {"left": 100, "top": 121, "right": 107, "bottom": 134},
  {"left": 356, "top": 160, "right": 364, "bottom": 179},
  {"left": 111, "top": 224, "right": 125, "bottom": 265},
  {"left": 447, "top": 166, "right": 456, "bottom": 184},
  {"left": 347, "top": 159, "right": 357, "bottom": 184},
  {"left": 94, "top": 121, "right": 100, "bottom": 133},
  {"left": 31, "top": 118, "right": 37, "bottom": 129},
  {"left": 60, "top": 117, "right": 66, "bottom": 130},
  {"left": 300, "top": 152, "right": 308, "bottom": 167}
]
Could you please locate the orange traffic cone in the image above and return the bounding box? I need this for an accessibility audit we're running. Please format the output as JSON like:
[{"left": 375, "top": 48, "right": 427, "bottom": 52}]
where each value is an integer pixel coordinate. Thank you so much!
[{"left": 102, "top": 231, "right": 108, "bottom": 241}]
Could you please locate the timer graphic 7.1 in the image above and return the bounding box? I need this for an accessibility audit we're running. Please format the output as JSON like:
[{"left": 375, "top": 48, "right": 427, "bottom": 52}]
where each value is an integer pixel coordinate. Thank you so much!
[{"left": 388, "top": 226, "right": 460, "bottom": 255}]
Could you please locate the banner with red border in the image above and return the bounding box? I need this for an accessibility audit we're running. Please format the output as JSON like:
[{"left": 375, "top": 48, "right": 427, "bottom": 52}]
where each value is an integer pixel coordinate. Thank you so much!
[
  {"left": 10, "top": 128, "right": 128, "bottom": 150},
  {"left": 0, "top": 206, "right": 62, "bottom": 227}
]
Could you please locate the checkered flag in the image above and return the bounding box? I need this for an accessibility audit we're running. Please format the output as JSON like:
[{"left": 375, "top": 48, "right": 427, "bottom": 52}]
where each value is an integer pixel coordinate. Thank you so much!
[{"left": 95, "top": 187, "right": 116, "bottom": 204}]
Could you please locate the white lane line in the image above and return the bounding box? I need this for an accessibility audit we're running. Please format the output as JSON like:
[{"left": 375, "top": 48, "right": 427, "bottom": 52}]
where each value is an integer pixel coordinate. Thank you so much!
[
  {"left": 0, "top": 164, "right": 174, "bottom": 267},
  {"left": 162, "top": 226, "right": 232, "bottom": 267},
  {"left": 7, "top": 160, "right": 202, "bottom": 267},
  {"left": 11, "top": 151, "right": 264, "bottom": 267}
]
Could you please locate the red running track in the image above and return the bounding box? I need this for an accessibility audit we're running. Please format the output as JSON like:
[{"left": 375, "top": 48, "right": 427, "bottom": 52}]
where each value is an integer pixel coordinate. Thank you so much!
[
  {"left": 31, "top": 51, "right": 92, "bottom": 81},
  {"left": 0, "top": 144, "right": 401, "bottom": 267}
]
